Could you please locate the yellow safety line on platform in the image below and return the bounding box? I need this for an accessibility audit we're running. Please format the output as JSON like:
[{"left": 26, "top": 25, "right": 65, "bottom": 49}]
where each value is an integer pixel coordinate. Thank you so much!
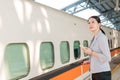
[{"left": 112, "top": 63, "right": 120, "bottom": 74}]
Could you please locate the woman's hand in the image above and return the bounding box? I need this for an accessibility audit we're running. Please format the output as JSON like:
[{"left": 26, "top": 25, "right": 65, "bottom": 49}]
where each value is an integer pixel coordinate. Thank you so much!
[
  {"left": 81, "top": 46, "right": 92, "bottom": 55},
  {"left": 81, "top": 46, "right": 99, "bottom": 58}
]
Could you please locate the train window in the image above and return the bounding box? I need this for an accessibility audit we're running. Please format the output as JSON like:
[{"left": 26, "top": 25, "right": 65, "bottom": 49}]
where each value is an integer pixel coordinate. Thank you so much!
[
  {"left": 110, "top": 39, "right": 112, "bottom": 48},
  {"left": 108, "top": 39, "right": 111, "bottom": 48},
  {"left": 40, "top": 42, "right": 54, "bottom": 70},
  {"left": 83, "top": 40, "right": 89, "bottom": 56},
  {"left": 60, "top": 41, "right": 70, "bottom": 64},
  {"left": 4, "top": 43, "right": 29, "bottom": 80},
  {"left": 74, "top": 41, "right": 81, "bottom": 59},
  {"left": 110, "top": 32, "right": 112, "bottom": 35},
  {"left": 108, "top": 39, "right": 113, "bottom": 48}
]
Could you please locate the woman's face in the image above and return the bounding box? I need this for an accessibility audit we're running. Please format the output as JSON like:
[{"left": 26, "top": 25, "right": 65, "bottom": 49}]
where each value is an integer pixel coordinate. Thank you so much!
[{"left": 88, "top": 18, "right": 100, "bottom": 32}]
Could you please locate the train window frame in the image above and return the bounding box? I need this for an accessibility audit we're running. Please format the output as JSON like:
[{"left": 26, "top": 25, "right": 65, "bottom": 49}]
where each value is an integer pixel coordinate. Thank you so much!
[
  {"left": 60, "top": 41, "right": 70, "bottom": 64},
  {"left": 4, "top": 43, "right": 30, "bottom": 80},
  {"left": 40, "top": 42, "right": 54, "bottom": 70},
  {"left": 83, "top": 40, "right": 89, "bottom": 57},
  {"left": 73, "top": 40, "right": 81, "bottom": 59}
]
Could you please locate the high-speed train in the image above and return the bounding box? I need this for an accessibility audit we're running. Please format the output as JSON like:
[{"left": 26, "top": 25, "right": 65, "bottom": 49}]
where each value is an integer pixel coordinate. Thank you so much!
[{"left": 0, "top": 0, "right": 120, "bottom": 80}]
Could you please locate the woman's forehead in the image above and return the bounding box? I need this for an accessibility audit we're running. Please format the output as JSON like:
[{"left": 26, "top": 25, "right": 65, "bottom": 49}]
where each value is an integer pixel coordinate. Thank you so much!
[
  {"left": 89, "top": 18, "right": 96, "bottom": 21},
  {"left": 88, "top": 18, "right": 98, "bottom": 22}
]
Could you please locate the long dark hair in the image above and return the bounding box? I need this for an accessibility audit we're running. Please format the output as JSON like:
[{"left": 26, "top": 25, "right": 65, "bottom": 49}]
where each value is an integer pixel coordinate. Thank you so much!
[{"left": 88, "top": 16, "right": 105, "bottom": 35}]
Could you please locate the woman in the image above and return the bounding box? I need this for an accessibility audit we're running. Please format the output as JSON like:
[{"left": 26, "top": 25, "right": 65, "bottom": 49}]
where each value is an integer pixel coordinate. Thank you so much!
[{"left": 81, "top": 16, "right": 111, "bottom": 80}]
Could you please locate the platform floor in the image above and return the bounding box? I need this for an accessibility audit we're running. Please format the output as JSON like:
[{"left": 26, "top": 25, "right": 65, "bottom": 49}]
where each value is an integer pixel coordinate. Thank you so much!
[
  {"left": 112, "top": 64, "right": 120, "bottom": 80},
  {"left": 111, "top": 53, "right": 120, "bottom": 80}
]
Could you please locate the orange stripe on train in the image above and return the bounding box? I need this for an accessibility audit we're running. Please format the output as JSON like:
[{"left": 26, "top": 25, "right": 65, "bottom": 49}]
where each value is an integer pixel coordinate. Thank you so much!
[
  {"left": 111, "top": 48, "right": 120, "bottom": 57},
  {"left": 50, "top": 64, "right": 90, "bottom": 80}
]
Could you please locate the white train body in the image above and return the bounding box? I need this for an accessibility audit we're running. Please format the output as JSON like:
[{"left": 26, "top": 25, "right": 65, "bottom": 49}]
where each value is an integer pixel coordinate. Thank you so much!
[{"left": 0, "top": 0, "right": 120, "bottom": 80}]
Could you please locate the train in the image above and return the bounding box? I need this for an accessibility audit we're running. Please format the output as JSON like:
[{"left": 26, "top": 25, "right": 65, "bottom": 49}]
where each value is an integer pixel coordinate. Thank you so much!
[{"left": 0, "top": 0, "right": 120, "bottom": 80}]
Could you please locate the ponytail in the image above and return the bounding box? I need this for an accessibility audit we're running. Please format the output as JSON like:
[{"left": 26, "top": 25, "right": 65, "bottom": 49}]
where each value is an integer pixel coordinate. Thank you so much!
[{"left": 100, "top": 28, "right": 105, "bottom": 35}]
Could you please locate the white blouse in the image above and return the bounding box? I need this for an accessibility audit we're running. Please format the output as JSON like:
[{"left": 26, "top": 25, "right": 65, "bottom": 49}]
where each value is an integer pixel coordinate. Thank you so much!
[{"left": 90, "top": 30, "right": 111, "bottom": 73}]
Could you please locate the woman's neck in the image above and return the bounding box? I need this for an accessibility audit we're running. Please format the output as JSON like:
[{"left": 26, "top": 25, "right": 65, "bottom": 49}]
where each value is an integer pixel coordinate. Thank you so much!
[{"left": 93, "top": 29, "right": 100, "bottom": 37}]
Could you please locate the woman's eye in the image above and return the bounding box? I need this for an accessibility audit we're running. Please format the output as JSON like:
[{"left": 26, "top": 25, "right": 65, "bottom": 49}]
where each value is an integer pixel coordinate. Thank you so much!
[{"left": 92, "top": 21, "right": 94, "bottom": 23}]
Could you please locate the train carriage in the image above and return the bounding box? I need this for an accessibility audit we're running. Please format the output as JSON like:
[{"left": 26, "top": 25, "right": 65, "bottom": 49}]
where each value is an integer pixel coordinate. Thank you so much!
[{"left": 0, "top": 0, "right": 120, "bottom": 80}]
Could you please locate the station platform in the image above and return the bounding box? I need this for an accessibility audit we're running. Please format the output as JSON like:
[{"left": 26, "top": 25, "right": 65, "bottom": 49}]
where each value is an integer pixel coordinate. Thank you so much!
[
  {"left": 111, "top": 53, "right": 120, "bottom": 80},
  {"left": 112, "top": 64, "right": 120, "bottom": 80}
]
